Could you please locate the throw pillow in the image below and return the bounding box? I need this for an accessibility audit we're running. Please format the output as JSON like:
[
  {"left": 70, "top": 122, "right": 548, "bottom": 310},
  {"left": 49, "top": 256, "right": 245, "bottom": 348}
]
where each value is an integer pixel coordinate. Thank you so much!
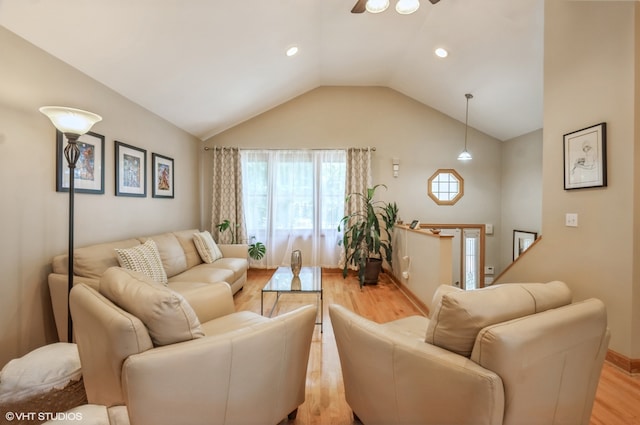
[
  {"left": 114, "top": 239, "right": 168, "bottom": 284},
  {"left": 99, "top": 267, "right": 204, "bottom": 346},
  {"left": 193, "top": 231, "right": 223, "bottom": 264}
]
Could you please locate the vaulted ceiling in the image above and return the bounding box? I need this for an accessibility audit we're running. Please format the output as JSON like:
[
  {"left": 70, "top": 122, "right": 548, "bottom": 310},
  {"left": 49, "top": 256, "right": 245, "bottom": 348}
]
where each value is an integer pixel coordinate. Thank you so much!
[{"left": 0, "top": 0, "right": 543, "bottom": 141}]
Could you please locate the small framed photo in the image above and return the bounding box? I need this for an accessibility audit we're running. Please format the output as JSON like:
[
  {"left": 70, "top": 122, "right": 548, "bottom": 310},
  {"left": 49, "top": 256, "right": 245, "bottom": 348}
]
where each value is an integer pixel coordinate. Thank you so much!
[
  {"left": 513, "top": 230, "right": 537, "bottom": 261},
  {"left": 563, "top": 122, "right": 607, "bottom": 190},
  {"left": 56, "top": 130, "right": 105, "bottom": 194},
  {"left": 115, "top": 141, "right": 146, "bottom": 197},
  {"left": 152, "top": 153, "right": 174, "bottom": 198}
]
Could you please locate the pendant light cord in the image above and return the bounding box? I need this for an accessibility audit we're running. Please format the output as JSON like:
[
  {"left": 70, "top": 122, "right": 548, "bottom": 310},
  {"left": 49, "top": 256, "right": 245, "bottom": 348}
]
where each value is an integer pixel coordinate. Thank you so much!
[{"left": 464, "top": 93, "right": 473, "bottom": 150}]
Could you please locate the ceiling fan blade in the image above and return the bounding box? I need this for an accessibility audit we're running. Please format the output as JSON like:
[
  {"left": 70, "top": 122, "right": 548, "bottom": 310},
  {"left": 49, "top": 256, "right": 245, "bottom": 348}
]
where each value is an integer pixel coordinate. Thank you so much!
[
  {"left": 429, "top": 0, "right": 441, "bottom": 4},
  {"left": 351, "top": 0, "right": 367, "bottom": 13}
]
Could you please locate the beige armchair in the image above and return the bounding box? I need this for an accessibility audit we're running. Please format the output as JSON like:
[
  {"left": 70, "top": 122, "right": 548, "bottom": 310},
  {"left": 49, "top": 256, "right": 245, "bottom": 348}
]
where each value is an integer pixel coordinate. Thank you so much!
[
  {"left": 70, "top": 267, "right": 316, "bottom": 425},
  {"left": 330, "top": 281, "right": 610, "bottom": 425}
]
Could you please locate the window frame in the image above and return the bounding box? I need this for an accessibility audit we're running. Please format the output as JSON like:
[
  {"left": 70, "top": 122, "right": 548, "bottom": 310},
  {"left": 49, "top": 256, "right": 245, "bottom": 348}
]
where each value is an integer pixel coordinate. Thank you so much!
[{"left": 427, "top": 168, "right": 464, "bottom": 205}]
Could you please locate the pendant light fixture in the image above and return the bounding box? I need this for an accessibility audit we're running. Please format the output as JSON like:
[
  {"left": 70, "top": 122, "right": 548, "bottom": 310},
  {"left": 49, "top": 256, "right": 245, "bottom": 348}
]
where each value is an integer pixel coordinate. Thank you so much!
[{"left": 458, "top": 93, "right": 473, "bottom": 161}]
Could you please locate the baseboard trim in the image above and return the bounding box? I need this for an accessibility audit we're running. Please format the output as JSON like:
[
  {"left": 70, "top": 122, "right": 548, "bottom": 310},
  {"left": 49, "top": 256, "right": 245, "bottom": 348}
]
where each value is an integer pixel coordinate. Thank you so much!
[
  {"left": 606, "top": 349, "right": 640, "bottom": 374},
  {"left": 386, "top": 271, "right": 430, "bottom": 316}
]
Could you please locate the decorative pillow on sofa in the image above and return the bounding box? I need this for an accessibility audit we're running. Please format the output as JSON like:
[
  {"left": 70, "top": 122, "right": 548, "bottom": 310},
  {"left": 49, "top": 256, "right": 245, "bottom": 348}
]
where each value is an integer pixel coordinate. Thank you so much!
[
  {"left": 99, "top": 267, "right": 204, "bottom": 346},
  {"left": 425, "top": 281, "right": 572, "bottom": 357},
  {"left": 115, "top": 239, "right": 168, "bottom": 284},
  {"left": 193, "top": 231, "right": 223, "bottom": 264}
]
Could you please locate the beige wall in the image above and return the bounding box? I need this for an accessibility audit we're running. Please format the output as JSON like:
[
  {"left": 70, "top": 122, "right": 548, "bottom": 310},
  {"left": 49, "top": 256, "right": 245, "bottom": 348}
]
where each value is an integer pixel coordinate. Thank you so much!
[
  {"left": 500, "top": 129, "right": 543, "bottom": 271},
  {"left": 203, "top": 86, "right": 504, "bottom": 271},
  {"left": 498, "top": 1, "right": 638, "bottom": 359},
  {"left": 0, "top": 27, "right": 201, "bottom": 367}
]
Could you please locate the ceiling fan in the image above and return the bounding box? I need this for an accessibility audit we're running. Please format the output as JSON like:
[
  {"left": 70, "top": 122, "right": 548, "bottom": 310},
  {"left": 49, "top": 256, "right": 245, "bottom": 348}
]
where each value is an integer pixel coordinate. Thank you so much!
[{"left": 351, "top": 0, "right": 440, "bottom": 14}]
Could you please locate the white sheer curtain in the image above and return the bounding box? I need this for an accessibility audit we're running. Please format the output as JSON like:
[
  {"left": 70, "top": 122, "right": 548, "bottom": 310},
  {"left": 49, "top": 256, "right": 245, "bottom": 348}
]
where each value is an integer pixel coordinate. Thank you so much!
[{"left": 241, "top": 149, "right": 346, "bottom": 268}]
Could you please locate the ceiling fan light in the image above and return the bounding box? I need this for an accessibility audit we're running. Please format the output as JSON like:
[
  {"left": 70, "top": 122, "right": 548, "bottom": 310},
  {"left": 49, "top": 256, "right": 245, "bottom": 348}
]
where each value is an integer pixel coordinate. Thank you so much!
[
  {"left": 366, "top": 0, "right": 389, "bottom": 13},
  {"left": 396, "top": 0, "right": 420, "bottom": 14}
]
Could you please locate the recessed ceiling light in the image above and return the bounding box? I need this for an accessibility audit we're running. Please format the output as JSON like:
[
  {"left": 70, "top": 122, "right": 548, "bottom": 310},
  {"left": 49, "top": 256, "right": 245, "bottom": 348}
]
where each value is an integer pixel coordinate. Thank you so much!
[
  {"left": 286, "top": 46, "right": 299, "bottom": 57},
  {"left": 435, "top": 47, "right": 448, "bottom": 58}
]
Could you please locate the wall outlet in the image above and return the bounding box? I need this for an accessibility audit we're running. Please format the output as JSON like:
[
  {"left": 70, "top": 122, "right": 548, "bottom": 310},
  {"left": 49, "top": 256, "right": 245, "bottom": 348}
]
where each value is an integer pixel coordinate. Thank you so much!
[{"left": 565, "top": 213, "right": 578, "bottom": 227}]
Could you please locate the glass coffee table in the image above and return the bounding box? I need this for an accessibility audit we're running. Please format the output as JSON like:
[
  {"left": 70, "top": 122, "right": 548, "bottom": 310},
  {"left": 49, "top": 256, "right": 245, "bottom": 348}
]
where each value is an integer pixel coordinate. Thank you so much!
[{"left": 261, "top": 266, "right": 323, "bottom": 332}]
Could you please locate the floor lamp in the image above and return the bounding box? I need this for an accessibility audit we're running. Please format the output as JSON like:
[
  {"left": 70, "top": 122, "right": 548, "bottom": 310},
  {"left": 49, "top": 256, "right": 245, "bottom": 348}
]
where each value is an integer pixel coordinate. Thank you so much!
[{"left": 40, "top": 106, "right": 102, "bottom": 342}]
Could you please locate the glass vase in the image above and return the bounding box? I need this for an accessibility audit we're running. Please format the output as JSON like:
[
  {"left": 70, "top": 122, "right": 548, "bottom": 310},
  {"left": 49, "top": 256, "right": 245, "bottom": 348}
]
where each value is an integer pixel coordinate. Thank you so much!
[{"left": 291, "top": 250, "right": 302, "bottom": 277}]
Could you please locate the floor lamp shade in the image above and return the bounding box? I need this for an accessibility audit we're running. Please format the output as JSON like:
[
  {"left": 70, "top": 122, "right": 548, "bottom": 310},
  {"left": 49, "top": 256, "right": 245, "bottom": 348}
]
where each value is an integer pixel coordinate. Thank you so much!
[
  {"left": 40, "top": 106, "right": 101, "bottom": 342},
  {"left": 39, "top": 106, "right": 102, "bottom": 136}
]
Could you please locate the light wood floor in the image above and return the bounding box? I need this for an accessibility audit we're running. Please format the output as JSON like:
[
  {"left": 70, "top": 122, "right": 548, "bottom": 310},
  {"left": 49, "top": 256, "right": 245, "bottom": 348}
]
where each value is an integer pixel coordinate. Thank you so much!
[{"left": 235, "top": 269, "right": 640, "bottom": 425}]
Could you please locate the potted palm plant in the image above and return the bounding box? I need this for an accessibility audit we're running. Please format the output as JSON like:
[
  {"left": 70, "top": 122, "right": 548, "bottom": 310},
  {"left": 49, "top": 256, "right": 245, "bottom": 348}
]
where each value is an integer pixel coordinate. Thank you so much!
[
  {"left": 338, "top": 184, "right": 398, "bottom": 288},
  {"left": 216, "top": 219, "right": 266, "bottom": 261}
]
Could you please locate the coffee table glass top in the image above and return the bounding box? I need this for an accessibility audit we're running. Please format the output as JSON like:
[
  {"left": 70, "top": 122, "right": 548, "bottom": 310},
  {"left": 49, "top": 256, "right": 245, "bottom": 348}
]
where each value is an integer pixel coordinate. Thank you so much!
[{"left": 262, "top": 266, "right": 322, "bottom": 292}]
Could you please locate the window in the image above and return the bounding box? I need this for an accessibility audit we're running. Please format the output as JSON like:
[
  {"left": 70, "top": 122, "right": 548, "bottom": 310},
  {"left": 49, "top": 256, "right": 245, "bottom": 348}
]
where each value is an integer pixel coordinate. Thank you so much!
[
  {"left": 428, "top": 168, "right": 464, "bottom": 205},
  {"left": 241, "top": 150, "right": 346, "bottom": 267},
  {"left": 462, "top": 228, "right": 480, "bottom": 290}
]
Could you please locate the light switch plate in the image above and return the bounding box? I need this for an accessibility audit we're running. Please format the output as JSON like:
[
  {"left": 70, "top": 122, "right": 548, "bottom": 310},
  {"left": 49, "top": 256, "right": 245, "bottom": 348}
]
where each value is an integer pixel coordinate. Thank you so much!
[{"left": 565, "top": 213, "right": 578, "bottom": 227}]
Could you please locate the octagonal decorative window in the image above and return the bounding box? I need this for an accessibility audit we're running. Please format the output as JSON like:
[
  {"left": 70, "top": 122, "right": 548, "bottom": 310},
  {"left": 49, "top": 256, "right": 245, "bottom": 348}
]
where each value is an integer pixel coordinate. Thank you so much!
[{"left": 428, "top": 169, "right": 464, "bottom": 205}]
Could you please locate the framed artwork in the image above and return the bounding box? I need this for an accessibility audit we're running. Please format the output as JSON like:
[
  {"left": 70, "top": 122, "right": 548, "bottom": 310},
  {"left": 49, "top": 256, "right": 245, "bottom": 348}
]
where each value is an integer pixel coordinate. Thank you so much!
[
  {"left": 563, "top": 122, "right": 607, "bottom": 190},
  {"left": 115, "top": 141, "right": 146, "bottom": 197},
  {"left": 513, "top": 230, "right": 537, "bottom": 261},
  {"left": 152, "top": 153, "right": 174, "bottom": 198},
  {"left": 56, "top": 130, "right": 105, "bottom": 194}
]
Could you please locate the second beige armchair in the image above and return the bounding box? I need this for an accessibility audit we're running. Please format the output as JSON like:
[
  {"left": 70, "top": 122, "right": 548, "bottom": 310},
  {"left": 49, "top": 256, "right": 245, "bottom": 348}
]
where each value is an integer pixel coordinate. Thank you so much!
[
  {"left": 70, "top": 267, "right": 317, "bottom": 425},
  {"left": 330, "top": 281, "right": 610, "bottom": 425}
]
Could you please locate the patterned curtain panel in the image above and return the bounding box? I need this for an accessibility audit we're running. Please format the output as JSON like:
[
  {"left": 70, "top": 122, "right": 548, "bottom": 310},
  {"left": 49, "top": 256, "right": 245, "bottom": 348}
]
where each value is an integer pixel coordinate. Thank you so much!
[
  {"left": 209, "top": 147, "right": 247, "bottom": 244},
  {"left": 344, "top": 148, "right": 372, "bottom": 217},
  {"left": 341, "top": 148, "right": 372, "bottom": 268}
]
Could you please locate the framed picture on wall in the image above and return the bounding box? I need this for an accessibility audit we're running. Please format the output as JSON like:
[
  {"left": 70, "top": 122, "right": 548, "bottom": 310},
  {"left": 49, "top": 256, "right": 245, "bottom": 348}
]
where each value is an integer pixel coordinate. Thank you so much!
[
  {"left": 513, "top": 230, "right": 537, "bottom": 261},
  {"left": 152, "top": 153, "right": 174, "bottom": 198},
  {"left": 56, "top": 130, "right": 105, "bottom": 194},
  {"left": 115, "top": 141, "right": 146, "bottom": 197},
  {"left": 563, "top": 122, "right": 607, "bottom": 190}
]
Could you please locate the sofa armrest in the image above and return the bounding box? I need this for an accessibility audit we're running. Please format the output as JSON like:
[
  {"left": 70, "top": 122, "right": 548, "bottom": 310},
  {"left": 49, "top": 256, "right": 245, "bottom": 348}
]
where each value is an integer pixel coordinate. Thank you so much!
[
  {"left": 69, "top": 284, "right": 153, "bottom": 407},
  {"left": 173, "top": 282, "right": 236, "bottom": 323},
  {"left": 218, "top": 243, "right": 248, "bottom": 259},
  {"left": 121, "top": 305, "right": 316, "bottom": 425},
  {"left": 329, "top": 304, "right": 504, "bottom": 425}
]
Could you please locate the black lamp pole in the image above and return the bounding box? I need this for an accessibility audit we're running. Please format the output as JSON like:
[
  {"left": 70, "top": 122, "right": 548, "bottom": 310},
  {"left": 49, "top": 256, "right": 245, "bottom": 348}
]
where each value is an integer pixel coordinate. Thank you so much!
[
  {"left": 40, "top": 106, "right": 102, "bottom": 343},
  {"left": 63, "top": 133, "right": 81, "bottom": 342}
]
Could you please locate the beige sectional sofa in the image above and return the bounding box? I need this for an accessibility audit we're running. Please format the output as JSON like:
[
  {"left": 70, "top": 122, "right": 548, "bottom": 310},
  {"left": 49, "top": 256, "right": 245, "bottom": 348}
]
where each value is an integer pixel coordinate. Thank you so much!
[{"left": 48, "top": 229, "right": 249, "bottom": 342}]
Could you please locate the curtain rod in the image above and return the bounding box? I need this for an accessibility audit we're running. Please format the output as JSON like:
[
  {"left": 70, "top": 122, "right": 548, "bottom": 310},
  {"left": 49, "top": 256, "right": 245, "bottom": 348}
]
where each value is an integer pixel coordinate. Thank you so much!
[{"left": 203, "top": 146, "right": 375, "bottom": 152}]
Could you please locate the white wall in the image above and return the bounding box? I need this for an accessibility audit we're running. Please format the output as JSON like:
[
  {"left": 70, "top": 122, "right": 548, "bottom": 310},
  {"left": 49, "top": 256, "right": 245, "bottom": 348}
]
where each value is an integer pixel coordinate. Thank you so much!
[{"left": 0, "top": 27, "right": 201, "bottom": 367}]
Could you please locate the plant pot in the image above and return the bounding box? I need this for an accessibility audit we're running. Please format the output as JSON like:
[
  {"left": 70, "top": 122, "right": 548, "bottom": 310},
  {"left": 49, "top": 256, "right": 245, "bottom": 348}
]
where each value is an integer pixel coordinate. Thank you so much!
[{"left": 363, "top": 258, "right": 383, "bottom": 285}]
